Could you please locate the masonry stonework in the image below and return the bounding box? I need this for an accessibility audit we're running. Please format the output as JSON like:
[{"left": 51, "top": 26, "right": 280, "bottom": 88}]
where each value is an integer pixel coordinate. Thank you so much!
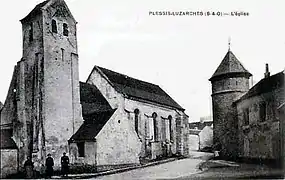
[
  {"left": 236, "top": 86, "right": 284, "bottom": 160},
  {"left": 1, "top": 0, "right": 83, "bottom": 171},
  {"left": 210, "top": 50, "right": 251, "bottom": 159}
]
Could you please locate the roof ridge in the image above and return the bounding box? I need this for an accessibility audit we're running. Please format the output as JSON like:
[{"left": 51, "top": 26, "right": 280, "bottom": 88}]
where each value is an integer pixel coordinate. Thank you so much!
[
  {"left": 210, "top": 50, "right": 252, "bottom": 81},
  {"left": 95, "top": 65, "right": 159, "bottom": 87},
  {"left": 91, "top": 65, "right": 184, "bottom": 110}
]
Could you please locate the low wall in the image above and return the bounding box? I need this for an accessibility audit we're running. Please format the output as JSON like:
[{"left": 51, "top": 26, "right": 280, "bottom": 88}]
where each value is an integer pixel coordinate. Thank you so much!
[{"left": 0, "top": 149, "right": 18, "bottom": 178}]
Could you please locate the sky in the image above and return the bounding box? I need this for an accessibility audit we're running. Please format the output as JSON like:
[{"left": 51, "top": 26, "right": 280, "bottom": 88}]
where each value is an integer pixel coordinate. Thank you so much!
[{"left": 0, "top": 0, "right": 284, "bottom": 122}]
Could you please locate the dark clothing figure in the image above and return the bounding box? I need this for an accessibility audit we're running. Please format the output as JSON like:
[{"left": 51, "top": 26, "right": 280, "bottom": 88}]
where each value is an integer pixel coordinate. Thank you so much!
[
  {"left": 61, "top": 154, "right": 70, "bottom": 177},
  {"left": 45, "top": 156, "right": 54, "bottom": 178},
  {"left": 24, "top": 158, "right": 34, "bottom": 178}
]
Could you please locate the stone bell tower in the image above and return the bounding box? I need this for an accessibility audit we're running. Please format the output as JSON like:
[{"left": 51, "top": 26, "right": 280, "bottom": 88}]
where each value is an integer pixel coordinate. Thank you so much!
[
  {"left": 209, "top": 47, "right": 251, "bottom": 159},
  {"left": 18, "top": 0, "right": 83, "bottom": 167}
]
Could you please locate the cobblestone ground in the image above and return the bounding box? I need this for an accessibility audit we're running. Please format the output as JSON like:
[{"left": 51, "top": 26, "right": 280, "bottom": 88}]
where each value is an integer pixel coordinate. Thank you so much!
[{"left": 92, "top": 158, "right": 204, "bottom": 180}]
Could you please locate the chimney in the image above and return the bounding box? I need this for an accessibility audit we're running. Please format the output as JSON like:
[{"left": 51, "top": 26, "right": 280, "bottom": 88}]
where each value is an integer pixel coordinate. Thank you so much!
[{"left": 264, "top": 63, "right": 270, "bottom": 78}]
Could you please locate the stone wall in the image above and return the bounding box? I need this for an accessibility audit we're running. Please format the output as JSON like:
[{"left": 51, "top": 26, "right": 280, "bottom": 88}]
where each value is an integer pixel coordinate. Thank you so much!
[
  {"left": 189, "top": 135, "right": 199, "bottom": 151},
  {"left": 0, "top": 149, "right": 18, "bottom": 178},
  {"left": 86, "top": 67, "right": 123, "bottom": 109},
  {"left": 0, "top": 0, "right": 85, "bottom": 170},
  {"left": 34, "top": 0, "right": 83, "bottom": 168},
  {"left": 211, "top": 76, "right": 249, "bottom": 159},
  {"left": 96, "top": 109, "right": 141, "bottom": 165},
  {"left": 199, "top": 126, "right": 213, "bottom": 150},
  {"left": 87, "top": 67, "right": 189, "bottom": 160},
  {"left": 236, "top": 87, "right": 284, "bottom": 160},
  {"left": 278, "top": 102, "right": 285, "bottom": 169},
  {"left": 124, "top": 98, "right": 178, "bottom": 158}
]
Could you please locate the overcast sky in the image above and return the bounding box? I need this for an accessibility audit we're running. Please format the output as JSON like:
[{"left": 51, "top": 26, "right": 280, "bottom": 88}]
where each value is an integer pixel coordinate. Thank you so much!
[{"left": 0, "top": 0, "right": 284, "bottom": 122}]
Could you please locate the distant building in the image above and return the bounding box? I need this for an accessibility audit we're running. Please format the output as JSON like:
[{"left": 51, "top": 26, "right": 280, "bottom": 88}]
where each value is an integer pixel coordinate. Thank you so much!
[
  {"left": 210, "top": 48, "right": 284, "bottom": 165},
  {"left": 188, "top": 118, "right": 213, "bottom": 151}
]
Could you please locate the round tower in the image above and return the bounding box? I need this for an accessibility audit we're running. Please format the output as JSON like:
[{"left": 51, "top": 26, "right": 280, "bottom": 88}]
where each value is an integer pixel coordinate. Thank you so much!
[{"left": 209, "top": 49, "right": 252, "bottom": 159}]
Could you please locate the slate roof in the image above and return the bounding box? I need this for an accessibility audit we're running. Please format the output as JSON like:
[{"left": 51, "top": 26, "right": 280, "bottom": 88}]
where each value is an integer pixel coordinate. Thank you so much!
[
  {"left": 0, "top": 101, "right": 3, "bottom": 110},
  {"left": 70, "top": 82, "right": 115, "bottom": 142},
  {"left": 235, "top": 71, "right": 284, "bottom": 103},
  {"left": 92, "top": 66, "right": 184, "bottom": 111},
  {"left": 209, "top": 50, "right": 252, "bottom": 81},
  {"left": 20, "top": 0, "right": 50, "bottom": 22},
  {"left": 80, "top": 82, "right": 112, "bottom": 116},
  {"left": 0, "top": 129, "right": 17, "bottom": 149},
  {"left": 69, "top": 109, "right": 116, "bottom": 142},
  {"left": 189, "top": 129, "right": 201, "bottom": 136},
  {"left": 189, "top": 121, "right": 213, "bottom": 130}
]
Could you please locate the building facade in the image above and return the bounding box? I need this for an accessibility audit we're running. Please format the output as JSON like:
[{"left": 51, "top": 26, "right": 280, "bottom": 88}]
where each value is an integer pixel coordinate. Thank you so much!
[
  {"left": 69, "top": 66, "right": 189, "bottom": 169},
  {"left": 0, "top": 0, "right": 189, "bottom": 177},
  {"left": 188, "top": 119, "right": 213, "bottom": 151},
  {"left": 209, "top": 49, "right": 252, "bottom": 159},
  {"left": 210, "top": 49, "right": 284, "bottom": 163},
  {"left": 235, "top": 69, "right": 284, "bottom": 163}
]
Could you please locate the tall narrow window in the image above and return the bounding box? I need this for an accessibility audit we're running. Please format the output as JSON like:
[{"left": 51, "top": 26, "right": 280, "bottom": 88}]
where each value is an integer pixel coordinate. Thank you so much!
[
  {"left": 63, "top": 23, "right": 69, "bottom": 36},
  {"left": 29, "top": 22, "right": 33, "bottom": 42},
  {"left": 152, "top": 112, "right": 158, "bottom": 141},
  {"left": 259, "top": 102, "right": 266, "bottom": 122},
  {"left": 134, "top": 109, "right": 139, "bottom": 135},
  {"left": 61, "top": 48, "right": 65, "bottom": 61},
  {"left": 243, "top": 108, "right": 249, "bottom": 125},
  {"left": 77, "top": 142, "right": 85, "bottom": 157},
  {"left": 52, "top": 19, "right": 57, "bottom": 33},
  {"left": 168, "top": 115, "right": 173, "bottom": 141}
]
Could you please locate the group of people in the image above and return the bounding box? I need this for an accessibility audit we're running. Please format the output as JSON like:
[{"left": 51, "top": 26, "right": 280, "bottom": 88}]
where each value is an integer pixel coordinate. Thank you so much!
[{"left": 24, "top": 152, "right": 70, "bottom": 178}]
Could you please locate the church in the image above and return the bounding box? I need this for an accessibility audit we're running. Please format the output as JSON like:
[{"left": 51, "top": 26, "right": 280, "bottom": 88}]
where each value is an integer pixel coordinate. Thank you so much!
[
  {"left": 0, "top": 0, "right": 189, "bottom": 177},
  {"left": 210, "top": 46, "right": 284, "bottom": 166}
]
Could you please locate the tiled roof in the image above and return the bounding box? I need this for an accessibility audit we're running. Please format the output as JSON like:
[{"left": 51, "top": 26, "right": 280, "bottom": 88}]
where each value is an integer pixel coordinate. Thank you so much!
[
  {"left": 69, "top": 109, "right": 116, "bottom": 142},
  {"left": 93, "top": 66, "right": 184, "bottom": 111},
  {"left": 20, "top": 0, "right": 50, "bottom": 22},
  {"left": 0, "top": 101, "right": 3, "bottom": 110},
  {"left": 209, "top": 50, "right": 252, "bottom": 81},
  {"left": 0, "top": 129, "right": 17, "bottom": 149},
  {"left": 235, "top": 71, "right": 284, "bottom": 103},
  {"left": 80, "top": 82, "right": 112, "bottom": 116},
  {"left": 189, "top": 129, "right": 201, "bottom": 136},
  {"left": 189, "top": 121, "right": 213, "bottom": 130}
]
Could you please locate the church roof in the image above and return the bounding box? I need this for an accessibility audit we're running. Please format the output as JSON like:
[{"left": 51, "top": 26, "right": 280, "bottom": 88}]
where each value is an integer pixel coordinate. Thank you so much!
[
  {"left": 80, "top": 82, "right": 112, "bottom": 116},
  {"left": 20, "top": 0, "right": 50, "bottom": 22},
  {"left": 20, "top": 0, "right": 76, "bottom": 23},
  {"left": 209, "top": 50, "right": 252, "bottom": 81},
  {"left": 0, "top": 129, "right": 17, "bottom": 149},
  {"left": 235, "top": 71, "right": 284, "bottom": 104},
  {"left": 0, "top": 101, "right": 3, "bottom": 110},
  {"left": 69, "top": 109, "right": 116, "bottom": 142},
  {"left": 92, "top": 66, "right": 184, "bottom": 111}
]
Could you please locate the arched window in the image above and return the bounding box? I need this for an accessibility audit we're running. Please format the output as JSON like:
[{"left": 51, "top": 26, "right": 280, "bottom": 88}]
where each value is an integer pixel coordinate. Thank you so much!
[
  {"left": 63, "top": 23, "right": 69, "bottom": 36},
  {"left": 52, "top": 19, "right": 57, "bottom": 33},
  {"left": 29, "top": 22, "right": 33, "bottom": 42},
  {"left": 168, "top": 115, "right": 173, "bottom": 141},
  {"left": 134, "top": 109, "right": 139, "bottom": 135},
  {"left": 152, "top": 112, "right": 158, "bottom": 141}
]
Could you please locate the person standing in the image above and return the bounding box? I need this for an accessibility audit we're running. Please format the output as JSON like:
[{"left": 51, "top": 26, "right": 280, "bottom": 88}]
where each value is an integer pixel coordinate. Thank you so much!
[
  {"left": 24, "top": 156, "right": 34, "bottom": 178},
  {"left": 45, "top": 154, "right": 54, "bottom": 178},
  {"left": 61, "top": 152, "right": 70, "bottom": 177}
]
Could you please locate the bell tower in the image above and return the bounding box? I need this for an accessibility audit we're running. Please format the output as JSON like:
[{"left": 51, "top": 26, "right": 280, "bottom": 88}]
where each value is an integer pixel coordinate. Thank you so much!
[
  {"left": 209, "top": 48, "right": 252, "bottom": 159},
  {"left": 19, "top": 0, "right": 83, "bottom": 167}
]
